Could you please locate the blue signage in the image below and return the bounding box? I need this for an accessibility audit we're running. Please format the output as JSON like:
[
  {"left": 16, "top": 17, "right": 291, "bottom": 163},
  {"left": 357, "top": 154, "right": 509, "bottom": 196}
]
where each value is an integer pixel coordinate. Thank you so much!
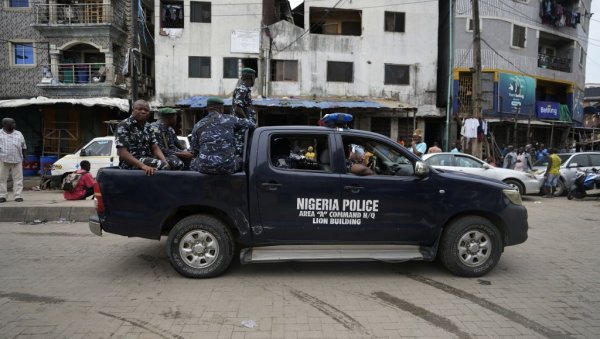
[
  {"left": 536, "top": 101, "right": 560, "bottom": 119},
  {"left": 498, "top": 73, "right": 536, "bottom": 115}
]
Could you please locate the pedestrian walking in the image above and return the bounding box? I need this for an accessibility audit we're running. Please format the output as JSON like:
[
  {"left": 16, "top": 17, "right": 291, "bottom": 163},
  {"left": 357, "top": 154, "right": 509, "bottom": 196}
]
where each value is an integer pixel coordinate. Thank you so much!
[
  {"left": 543, "top": 148, "right": 562, "bottom": 198},
  {"left": 0, "top": 118, "right": 27, "bottom": 202},
  {"left": 410, "top": 129, "right": 427, "bottom": 158},
  {"left": 503, "top": 145, "right": 517, "bottom": 169}
]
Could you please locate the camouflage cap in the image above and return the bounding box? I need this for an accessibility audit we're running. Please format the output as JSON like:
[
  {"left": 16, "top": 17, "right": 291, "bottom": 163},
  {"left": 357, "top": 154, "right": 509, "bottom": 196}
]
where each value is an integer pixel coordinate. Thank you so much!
[
  {"left": 158, "top": 107, "right": 178, "bottom": 115},
  {"left": 206, "top": 97, "right": 224, "bottom": 106}
]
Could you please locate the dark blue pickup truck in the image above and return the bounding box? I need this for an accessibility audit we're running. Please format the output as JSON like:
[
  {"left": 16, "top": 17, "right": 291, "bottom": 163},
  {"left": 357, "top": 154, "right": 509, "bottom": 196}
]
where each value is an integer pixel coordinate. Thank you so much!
[{"left": 89, "top": 126, "right": 528, "bottom": 278}]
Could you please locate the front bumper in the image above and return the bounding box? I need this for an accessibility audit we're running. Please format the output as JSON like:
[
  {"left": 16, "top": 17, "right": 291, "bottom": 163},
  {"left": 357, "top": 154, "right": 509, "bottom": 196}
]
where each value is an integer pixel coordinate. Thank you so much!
[
  {"left": 499, "top": 204, "right": 528, "bottom": 246},
  {"left": 89, "top": 215, "right": 102, "bottom": 236}
]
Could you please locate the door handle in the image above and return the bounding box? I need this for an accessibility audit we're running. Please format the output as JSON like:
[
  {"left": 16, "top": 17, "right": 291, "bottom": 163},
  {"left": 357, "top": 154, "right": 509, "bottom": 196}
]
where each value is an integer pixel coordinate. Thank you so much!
[
  {"left": 344, "top": 185, "right": 364, "bottom": 193},
  {"left": 260, "top": 182, "right": 282, "bottom": 191}
]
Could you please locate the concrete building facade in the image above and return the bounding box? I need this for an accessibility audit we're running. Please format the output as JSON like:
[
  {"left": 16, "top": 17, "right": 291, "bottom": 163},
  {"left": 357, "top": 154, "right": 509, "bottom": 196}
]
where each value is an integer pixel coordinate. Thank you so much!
[
  {"left": 154, "top": 0, "right": 445, "bottom": 144},
  {"left": 452, "top": 0, "right": 592, "bottom": 151}
]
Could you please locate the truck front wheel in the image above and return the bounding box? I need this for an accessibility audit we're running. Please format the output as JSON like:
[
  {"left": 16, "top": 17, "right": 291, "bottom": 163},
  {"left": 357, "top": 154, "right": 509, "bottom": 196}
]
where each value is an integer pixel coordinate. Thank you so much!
[
  {"left": 439, "top": 216, "right": 502, "bottom": 277},
  {"left": 167, "top": 215, "right": 234, "bottom": 278}
]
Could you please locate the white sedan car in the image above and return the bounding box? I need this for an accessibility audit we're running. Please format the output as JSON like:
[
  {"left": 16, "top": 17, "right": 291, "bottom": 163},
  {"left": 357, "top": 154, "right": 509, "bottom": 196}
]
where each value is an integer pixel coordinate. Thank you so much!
[{"left": 423, "top": 152, "right": 541, "bottom": 195}]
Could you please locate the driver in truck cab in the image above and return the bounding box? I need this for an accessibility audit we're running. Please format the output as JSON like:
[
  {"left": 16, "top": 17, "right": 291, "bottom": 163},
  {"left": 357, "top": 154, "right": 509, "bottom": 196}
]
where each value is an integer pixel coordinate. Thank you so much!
[{"left": 346, "top": 144, "right": 374, "bottom": 176}]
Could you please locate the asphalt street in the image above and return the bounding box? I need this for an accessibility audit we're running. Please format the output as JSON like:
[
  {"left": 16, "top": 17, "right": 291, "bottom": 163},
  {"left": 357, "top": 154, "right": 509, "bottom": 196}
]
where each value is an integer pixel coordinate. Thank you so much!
[{"left": 0, "top": 196, "right": 599, "bottom": 338}]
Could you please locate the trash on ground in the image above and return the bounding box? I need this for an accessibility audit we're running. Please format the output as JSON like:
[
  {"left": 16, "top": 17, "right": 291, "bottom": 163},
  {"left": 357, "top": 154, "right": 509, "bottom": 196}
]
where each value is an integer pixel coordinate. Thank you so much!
[
  {"left": 477, "top": 279, "right": 492, "bottom": 285},
  {"left": 241, "top": 320, "right": 257, "bottom": 328}
]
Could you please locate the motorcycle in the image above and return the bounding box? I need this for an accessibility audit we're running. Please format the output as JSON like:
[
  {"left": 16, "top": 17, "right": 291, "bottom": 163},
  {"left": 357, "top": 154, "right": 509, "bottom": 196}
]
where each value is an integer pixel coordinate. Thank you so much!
[{"left": 567, "top": 168, "right": 600, "bottom": 200}]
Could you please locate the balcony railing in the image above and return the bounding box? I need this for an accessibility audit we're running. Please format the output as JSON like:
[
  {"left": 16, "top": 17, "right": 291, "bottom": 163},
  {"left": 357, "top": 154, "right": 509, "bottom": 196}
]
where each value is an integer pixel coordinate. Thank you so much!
[
  {"left": 538, "top": 53, "right": 572, "bottom": 73},
  {"left": 56, "top": 63, "right": 107, "bottom": 84},
  {"left": 34, "top": 3, "right": 114, "bottom": 25}
]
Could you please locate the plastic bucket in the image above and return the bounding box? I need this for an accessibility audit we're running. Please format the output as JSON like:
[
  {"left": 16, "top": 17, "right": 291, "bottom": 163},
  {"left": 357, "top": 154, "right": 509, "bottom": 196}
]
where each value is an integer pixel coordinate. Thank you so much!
[
  {"left": 22, "top": 155, "right": 39, "bottom": 176},
  {"left": 39, "top": 155, "right": 58, "bottom": 175}
]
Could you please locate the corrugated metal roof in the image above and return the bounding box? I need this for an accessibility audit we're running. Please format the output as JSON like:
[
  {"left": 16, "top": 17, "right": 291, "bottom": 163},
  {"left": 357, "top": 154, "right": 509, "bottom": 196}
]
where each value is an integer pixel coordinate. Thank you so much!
[{"left": 176, "top": 96, "right": 396, "bottom": 109}]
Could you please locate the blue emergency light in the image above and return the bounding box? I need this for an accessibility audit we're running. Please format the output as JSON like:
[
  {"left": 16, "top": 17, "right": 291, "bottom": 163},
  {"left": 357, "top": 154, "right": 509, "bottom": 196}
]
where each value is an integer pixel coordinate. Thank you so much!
[{"left": 318, "top": 113, "right": 353, "bottom": 128}]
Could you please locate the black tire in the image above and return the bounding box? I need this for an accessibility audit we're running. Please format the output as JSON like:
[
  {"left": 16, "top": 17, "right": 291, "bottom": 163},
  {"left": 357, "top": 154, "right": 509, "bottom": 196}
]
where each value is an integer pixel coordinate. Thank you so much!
[
  {"left": 554, "top": 179, "right": 566, "bottom": 196},
  {"left": 167, "top": 214, "right": 234, "bottom": 278},
  {"left": 503, "top": 179, "right": 524, "bottom": 196},
  {"left": 439, "top": 216, "right": 502, "bottom": 277}
]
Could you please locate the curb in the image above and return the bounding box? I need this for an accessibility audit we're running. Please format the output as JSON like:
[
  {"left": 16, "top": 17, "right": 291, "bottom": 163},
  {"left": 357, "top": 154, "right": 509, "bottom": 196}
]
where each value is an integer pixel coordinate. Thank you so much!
[{"left": 0, "top": 207, "right": 96, "bottom": 222}]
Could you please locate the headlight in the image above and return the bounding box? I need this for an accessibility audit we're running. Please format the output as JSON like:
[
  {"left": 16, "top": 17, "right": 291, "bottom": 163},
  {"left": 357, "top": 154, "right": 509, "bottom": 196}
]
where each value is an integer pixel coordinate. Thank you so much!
[
  {"left": 503, "top": 189, "right": 522, "bottom": 206},
  {"left": 53, "top": 164, "right": 62, "bottom": 170}
]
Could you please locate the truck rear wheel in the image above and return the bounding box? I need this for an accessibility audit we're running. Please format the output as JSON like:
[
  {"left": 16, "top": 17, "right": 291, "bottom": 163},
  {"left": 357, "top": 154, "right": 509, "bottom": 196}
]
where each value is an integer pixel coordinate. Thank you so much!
[
  {"left": 439, "top": 216, "right": 502, "bottom": 277},
  {"left": 167, "top": 215, "right": 234, "bottom": 278}
]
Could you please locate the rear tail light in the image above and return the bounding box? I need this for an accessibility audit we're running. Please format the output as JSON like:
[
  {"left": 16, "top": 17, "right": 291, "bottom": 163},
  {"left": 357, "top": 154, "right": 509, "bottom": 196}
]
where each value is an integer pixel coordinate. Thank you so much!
[{"left": 93, "top": 182, "right": 105, "bottom": 214}]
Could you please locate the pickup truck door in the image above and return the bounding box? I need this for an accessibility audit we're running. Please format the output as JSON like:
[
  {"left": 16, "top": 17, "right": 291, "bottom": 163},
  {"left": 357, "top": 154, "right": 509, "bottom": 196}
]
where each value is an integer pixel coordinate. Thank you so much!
[
  {"left": 253, "top": 132, "right": 340, "bottom": 242},
  {"left": 337, "top": 135, "right": 439, "bottom": 244}
]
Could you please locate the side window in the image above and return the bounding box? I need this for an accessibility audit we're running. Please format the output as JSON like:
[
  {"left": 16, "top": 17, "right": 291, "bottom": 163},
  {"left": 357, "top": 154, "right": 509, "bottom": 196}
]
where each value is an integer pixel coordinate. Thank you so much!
[
  {"left": 269, "top": 134, "right": 330, "bottom": 172},
  {"left": 425, "top": 154, "right": 453, "bottom": 166},
  {"left": 342, "top": 136, "right": 414, "bottom": 176},
  {"left": 589, "top": 154, "right": 600, "bottom": 167},
  {"left": 82, "top": 140, "right": 113, "bottom": 156},
  {"left": 570, "top": 154, "right": 589, "bottom": 167},
  {"left": 455, "top": 156, "right": 482, "bottom": 168}
]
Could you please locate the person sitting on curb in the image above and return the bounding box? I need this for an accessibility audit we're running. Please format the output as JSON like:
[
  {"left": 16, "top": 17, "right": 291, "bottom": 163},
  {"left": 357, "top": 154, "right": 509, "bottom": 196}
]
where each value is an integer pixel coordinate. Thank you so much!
[{"left": 64, "top": 160, "right": 96, "bottom": 200}]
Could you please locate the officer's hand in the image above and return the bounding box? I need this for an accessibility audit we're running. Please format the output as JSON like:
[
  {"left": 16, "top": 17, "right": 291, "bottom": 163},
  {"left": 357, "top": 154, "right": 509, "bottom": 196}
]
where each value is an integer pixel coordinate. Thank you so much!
[
  {"left": 178, "top": 151, "right": 193, "bottom": 159},
  {"left": 141, "top": 165, "right": 156, "bottom": 176}
]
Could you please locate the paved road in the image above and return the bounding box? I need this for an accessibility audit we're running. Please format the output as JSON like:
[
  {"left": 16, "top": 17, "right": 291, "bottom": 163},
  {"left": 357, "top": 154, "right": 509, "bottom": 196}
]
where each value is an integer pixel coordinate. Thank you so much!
[{"left": 0, "top": 196, "right": 599, "bottom": 339}]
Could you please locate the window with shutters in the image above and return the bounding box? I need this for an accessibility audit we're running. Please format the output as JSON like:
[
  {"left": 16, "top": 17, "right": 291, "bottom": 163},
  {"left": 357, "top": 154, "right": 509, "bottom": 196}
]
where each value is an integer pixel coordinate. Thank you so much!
[
  {"left": 511, "top": 24, "right": 526, "bottom": 48},
  {"left": 271, "top": 60, "right": 298, "bottom": 81},
  {"left": 327, "top": 61, "right": 353, "bottom": 82},
  {"left": 384, "top": 64, "right": 409, "bottom": 85},
  {"left": 189, "top": 56, "right": 210, "bottom": 78},
  {"left": 190, "top": 1, "right": 211, "bottom": 23},
  {"left": 384, "top": 12, "right": 405, "bottom": 33}
]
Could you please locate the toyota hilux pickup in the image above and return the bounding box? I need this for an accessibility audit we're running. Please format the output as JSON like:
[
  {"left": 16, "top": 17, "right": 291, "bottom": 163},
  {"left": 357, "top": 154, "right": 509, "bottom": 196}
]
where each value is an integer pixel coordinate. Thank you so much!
[{"left": 89, "top": 125, "right": 528, "bottom": 278}]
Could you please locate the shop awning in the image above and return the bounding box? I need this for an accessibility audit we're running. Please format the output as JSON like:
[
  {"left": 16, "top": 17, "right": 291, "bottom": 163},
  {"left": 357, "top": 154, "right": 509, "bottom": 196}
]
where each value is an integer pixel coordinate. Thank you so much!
[
  {"left": 0, "top": 96, "right": 130, "bottom": 112},
  {"left": 177, "top": 96, "right": 403, "bottom": 110}
]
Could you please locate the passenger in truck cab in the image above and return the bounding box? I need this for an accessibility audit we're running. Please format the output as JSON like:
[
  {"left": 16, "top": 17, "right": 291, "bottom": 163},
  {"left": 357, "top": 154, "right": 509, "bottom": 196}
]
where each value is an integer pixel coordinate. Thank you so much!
[{"left": 346, "top": 144, "right": 374, "bottom": 176}]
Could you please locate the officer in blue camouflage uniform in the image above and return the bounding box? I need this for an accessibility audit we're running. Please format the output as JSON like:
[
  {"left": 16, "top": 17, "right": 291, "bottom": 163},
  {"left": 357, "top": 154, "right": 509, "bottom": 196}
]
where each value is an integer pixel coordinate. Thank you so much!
[
  {"left": 149, "top": 107, "right": 192, "bottom": 170},
  {"left": 231, "top": 67, "right": 257, "bottom": 158},
  {"left": 115, "top": 100, "right": 169, "bottom": 176},
  {"left": 190, "top": 97, "right": 255, "bottom": 174}
]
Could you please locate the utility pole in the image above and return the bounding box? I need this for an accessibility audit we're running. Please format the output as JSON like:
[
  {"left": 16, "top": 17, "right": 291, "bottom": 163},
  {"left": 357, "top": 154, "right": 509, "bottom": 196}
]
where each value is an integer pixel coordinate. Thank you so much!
[
  {"left": 471, "top": 0, "right": 483, "bottom": 159},
  {"left": 131, "top": 0, "right": 138, "bottom": 101}
]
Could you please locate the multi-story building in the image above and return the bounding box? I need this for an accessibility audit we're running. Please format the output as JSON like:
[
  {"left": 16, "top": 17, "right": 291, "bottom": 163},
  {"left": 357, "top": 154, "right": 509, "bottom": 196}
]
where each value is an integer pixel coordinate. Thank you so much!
[
  {"left": 154, "top": 0, "right": 447, "bottom": 144},
  {"left": 452, "top": 0, "right": 592, "bottom": 151},
  {"left": 0, "top": 0, "right": 154, "bottom": 158}
]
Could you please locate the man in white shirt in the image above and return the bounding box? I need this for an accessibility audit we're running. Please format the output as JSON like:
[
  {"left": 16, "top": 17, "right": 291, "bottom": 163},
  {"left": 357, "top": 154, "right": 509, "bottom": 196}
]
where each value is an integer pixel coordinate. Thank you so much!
[
  {"left": 0, "top": 118, "right": 27, "bottom": 202},
  {"left": 410, "top": 129, "right": 427, "bottom": 158}
]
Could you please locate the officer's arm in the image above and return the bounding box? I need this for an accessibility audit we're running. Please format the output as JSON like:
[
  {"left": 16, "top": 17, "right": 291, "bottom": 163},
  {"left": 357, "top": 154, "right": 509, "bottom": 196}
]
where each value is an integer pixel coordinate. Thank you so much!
[
  {"left": 117, "top": 147, "right": 150, "bottom": 170},
  {"left": 151, "top": 144, "right": 168, "bottom": 164}
]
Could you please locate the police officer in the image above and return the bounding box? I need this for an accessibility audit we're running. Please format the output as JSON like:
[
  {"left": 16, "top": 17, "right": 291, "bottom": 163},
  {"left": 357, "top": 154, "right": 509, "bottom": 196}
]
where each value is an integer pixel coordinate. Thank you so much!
[
  {"left": 149, "top": 107, "right": 192, "bottom": 170},
  {"left": 232, "top": 67, "right": 257, "bottom": 157},
  {"left": 190, "top": 97, "right": 255, "bottom": 174},
  {"left": 115, "top": 99, "right": 169, "bottom": 175}
]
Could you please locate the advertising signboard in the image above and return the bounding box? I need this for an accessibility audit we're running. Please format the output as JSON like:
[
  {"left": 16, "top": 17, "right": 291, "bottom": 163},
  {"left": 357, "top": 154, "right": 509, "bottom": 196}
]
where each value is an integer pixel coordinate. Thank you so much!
[
  {"left": 536, "top": 101, "right": 560, "bottom": 119},
  {"left": 498, "top": 73, "right": 536, "bottom": 115}
]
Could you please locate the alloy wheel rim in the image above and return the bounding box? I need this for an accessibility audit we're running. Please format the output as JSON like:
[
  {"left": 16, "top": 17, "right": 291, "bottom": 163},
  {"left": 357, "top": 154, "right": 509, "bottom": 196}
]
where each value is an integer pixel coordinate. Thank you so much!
[
  {"left": 179, "top": 229, "right": 219, "bottom": 268},
  {"left": 457, "top": 229, "right": 491, "bottom": 267}
]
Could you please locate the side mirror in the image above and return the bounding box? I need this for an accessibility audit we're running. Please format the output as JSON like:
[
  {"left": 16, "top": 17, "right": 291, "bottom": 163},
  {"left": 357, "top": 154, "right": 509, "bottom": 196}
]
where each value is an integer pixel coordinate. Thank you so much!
[
  {"left": 415, "top": 161, "right": 430, "bottom": 177},
  {"left": 483, "top": 164, "right": 492, "bottom": 170},
  {"left": 80, "top": 149, "right": 87, "bottom": 156}
]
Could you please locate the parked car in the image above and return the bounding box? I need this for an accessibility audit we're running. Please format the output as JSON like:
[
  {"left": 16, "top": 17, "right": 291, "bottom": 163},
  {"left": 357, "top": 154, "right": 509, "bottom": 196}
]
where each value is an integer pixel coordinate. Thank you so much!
[
  {"left": 422, "top": 152, "right": 541, "bottom": 195},
  {"left": 51, "top": 136, "right": 190, "bottom": 177},
  {"left": 532, "top": 152, "right": 600, "bottom": 196}
]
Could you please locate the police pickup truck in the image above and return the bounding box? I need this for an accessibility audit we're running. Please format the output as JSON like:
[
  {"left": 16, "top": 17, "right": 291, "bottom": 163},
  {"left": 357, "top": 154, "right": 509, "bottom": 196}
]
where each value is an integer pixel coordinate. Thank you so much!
[{"left": 89, "top": 124, "right": 528, "bottom": 278}]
